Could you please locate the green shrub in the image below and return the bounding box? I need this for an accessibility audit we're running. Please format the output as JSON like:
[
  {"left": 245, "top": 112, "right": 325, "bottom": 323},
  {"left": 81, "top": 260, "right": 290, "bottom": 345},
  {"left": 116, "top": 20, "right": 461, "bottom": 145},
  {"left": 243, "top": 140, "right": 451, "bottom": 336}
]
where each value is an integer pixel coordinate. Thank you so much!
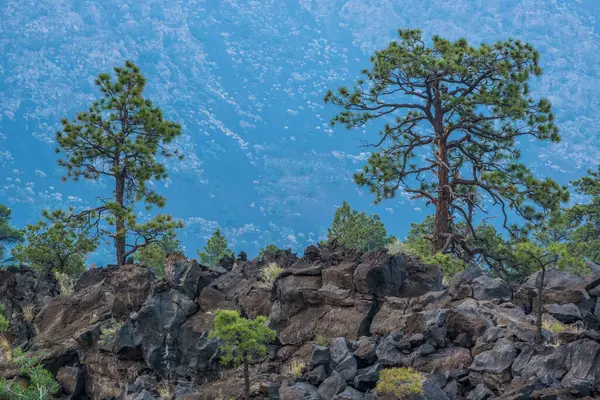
[
  {"left": 0, "top": 303, "right": 9, "bottom": 332},
  {"left": 259, "top": 262, "right": 284, "bottom": 289},
  {"left": 375, "top": 367, "right": 425, "bottom": 399},
  {"left": 0, "top": 348, "right": 59, "bottom": 399},
  {"left": 0, "top": 303, "right": 10, "bottom": 361},
  {"left": 386, "top": 237, "right": 467, "bottom": 281}
]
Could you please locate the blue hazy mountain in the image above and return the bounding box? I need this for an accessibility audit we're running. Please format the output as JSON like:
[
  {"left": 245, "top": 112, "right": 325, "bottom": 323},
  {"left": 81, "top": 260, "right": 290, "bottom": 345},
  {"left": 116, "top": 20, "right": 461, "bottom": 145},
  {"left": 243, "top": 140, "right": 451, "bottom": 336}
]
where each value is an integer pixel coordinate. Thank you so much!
[{"left": 1, "top": 0, "right": 599, "bottom": 263}]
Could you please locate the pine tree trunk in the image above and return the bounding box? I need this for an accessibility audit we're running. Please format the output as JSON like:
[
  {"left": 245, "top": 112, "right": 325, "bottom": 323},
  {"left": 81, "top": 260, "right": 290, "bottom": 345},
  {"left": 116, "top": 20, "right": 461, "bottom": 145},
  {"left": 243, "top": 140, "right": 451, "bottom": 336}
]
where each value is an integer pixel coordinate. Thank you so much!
[
  {"left": 115, "top": 172, "right": 126, "bottom": 266},
  {"left": 536, "top": 266, "right": 546, "bottom": 343},
  {"left": 433, "top": 107, "right": 450, "bottom": 253},
  {"left": 243, "top": 357, "right": 250, "bottom": 400}
]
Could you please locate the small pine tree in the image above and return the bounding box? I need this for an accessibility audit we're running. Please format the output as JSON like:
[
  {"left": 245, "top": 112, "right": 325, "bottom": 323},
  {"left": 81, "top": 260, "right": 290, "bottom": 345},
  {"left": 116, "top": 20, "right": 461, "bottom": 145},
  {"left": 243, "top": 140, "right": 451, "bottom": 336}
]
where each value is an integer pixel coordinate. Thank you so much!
[
  {"left": 512, "top": 238, "right": 586, "bottom": 342},
  {"left": 209, "top": 310, "right": 276, "bottom": 400},
  {"left": 0, "top": 204, "right": 24, "bottom": 263},
  {"left": 134, "top": 236, "right": 183, "bottom": 278},
  {"left": 197, "top": 229, "right": 234, "bottom": 268},
  {"left": 258, "top": 243, "right": 280, "bottom": 263},
  {"left": 12, "top": 220, "right": 97, "bottom": 278},
  {"left": 327, "top": 201, "right": 392, "bottom": 252},
  {"left": 0, "top": 348, "right": 59, "bottom": 400}
]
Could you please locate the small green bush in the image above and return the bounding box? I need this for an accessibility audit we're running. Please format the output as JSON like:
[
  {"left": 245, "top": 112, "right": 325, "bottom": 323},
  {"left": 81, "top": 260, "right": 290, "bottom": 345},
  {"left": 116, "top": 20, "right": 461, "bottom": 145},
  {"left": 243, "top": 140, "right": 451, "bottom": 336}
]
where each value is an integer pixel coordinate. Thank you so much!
[
  {"left": 0, "top": 348, "right": 59, "bottom": 399},
  {"left": 375, "top": 367, "right": 425, "bottom": 399},
  {"left": 0, "top": 303, "right": 10, "bottom": 361},
  {"left": 0, "top": 303, "right": 9, "bottom": 332},
  {"left": 259, "top": 262, "right": 284, "bottom": 289},
  {"left": 386, "top": 237, "right": 467, "bottom": 281}
]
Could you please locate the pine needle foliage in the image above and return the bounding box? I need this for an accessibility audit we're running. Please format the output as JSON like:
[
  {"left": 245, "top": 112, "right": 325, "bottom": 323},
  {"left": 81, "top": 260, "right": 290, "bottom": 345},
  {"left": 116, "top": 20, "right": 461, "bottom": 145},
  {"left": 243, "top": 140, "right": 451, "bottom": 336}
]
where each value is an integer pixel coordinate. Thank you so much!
[
  {"left": 52, "top": 60, "right": 183, "bottom": 265},
  {"left": 197, "top": 229, "right": 234, "bottom": 268},
  {"left": 327, "top": 201, "right": 392, "bottom": 252},
  {"left": 325, "top": 29, "right": 567, "bottom": 254},
  {"left": 209, "top": 310, "right": 276, "bottom": 400}
]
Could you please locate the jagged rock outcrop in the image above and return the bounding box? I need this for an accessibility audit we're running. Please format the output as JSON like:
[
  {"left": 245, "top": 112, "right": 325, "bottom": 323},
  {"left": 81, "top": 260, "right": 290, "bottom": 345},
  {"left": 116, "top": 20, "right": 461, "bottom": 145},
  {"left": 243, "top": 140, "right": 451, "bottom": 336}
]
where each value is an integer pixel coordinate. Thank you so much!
[
  {"left": 3, "top": 243, "right": 600, "bottom": 399},
  {"left": 0, "top": 266, "right": 58, "bottom": 349},
  {"left": 284, "top": 265, "right": 600, "bottom": 399},
  {"left": 270, "top": 244, "right": 442, "bottom": 348}
]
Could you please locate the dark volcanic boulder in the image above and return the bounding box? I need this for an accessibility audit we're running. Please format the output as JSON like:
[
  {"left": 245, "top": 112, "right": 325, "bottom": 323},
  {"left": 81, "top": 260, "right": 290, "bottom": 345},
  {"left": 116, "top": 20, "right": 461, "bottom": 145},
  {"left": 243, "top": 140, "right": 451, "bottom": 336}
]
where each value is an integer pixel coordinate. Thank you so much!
[
  {"left": 31, "top": 264, "right": 153, "bottom": 369},
  {"left": 270, "top": 246, "right": 442, "bottom": 345},
  {"left": 449, "top": 267, "right": 511, "bottom": 302},
  {"left": 55, "top": 366, "right": 85, "bottom": 397},
  {"left": 0, "top": 266, "right": 58, "bottom": 346},
  {"left": 543, "top": 303, "right": 582, "bottom": 323},
  {"left": 515, "top": 268, "right": 594, "bottom": 314},
  {"left": 280, "top": 382, "right": 322, "bottom": 400},
  {"left": 319, "top": 370, "right": 346, "bottom": 399},
  {"left": 122, "top": 286, "right": 219, "bottom": 379},
  {"left": 353, "top": 253, "right": 442, "bottom": 298},
  {"left": 198, "top": 259, "right": 273, "bottom": 319}
]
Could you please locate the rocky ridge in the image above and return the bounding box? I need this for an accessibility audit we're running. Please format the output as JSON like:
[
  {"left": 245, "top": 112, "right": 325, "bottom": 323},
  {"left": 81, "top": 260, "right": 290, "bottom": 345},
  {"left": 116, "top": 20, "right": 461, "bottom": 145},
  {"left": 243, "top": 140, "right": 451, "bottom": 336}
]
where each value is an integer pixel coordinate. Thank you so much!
[{"left": 1, "top": 242, "right": 600, "bottom": 399}]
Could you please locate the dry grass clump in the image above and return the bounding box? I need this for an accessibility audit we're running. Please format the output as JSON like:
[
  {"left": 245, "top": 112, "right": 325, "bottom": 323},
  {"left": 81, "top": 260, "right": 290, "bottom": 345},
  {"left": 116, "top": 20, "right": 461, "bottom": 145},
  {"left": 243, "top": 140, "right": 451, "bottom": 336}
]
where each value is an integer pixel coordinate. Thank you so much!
[
  {"left": 287, "top": 359, "right": 305, "bottom": 377},
  {"left": 259, "top": 262, "right": 284, "bottom": 289},
  {"left": 157, "top": 382, "right": 173, "bottom": 400},
  {"left": 22, "top": 305, "right": 36, "bottom": 322},
  {"left": 542, "top": 319, "right": 585, "bottom": 334}
]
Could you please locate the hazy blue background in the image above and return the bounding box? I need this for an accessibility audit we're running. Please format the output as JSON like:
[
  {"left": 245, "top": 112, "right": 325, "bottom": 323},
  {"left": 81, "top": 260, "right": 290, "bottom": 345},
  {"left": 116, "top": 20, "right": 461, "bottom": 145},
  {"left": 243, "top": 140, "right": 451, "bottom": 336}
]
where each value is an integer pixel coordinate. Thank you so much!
[{"left": 1, "top": 0, "right": 598, "bottom": 263}]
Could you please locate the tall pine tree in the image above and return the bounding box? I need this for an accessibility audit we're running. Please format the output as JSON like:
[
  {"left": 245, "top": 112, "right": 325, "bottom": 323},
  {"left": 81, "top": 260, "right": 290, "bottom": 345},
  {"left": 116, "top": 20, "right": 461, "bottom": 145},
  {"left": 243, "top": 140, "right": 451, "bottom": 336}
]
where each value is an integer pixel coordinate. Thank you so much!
[
  {"left": 325, "top": 29, "right": 567, "bottom": 254},
  {"left": 53, "top": 61, "right": 183, "bottom": 265}
]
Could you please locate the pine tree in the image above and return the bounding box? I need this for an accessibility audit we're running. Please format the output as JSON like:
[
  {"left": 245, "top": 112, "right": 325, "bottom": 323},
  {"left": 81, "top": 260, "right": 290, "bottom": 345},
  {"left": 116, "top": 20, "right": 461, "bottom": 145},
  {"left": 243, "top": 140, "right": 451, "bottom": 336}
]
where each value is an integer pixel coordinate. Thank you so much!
[
  {"left": 564, "top": 165, "right": 600, "bottom": 262},
  {"left": 134, "top": 236, "right": 182, "bottom": 278},
  {"left": 209, "top": 310, "right": 276, "bottom": 400},
  {"left": 197, "top": 228, "right": 233, "bottom": 267},
  {"left": 12, "top": 220, "right": 97, "bottom": 278},
  {"left": 52, "top": 61, "right": 183, "bottom": 265},
  {"left": 0, "top": 204, "right": 24, "bottom": 262},
  {"left": 512, "top": 237, "right": 585, "bottom": 342},
  {"left": 325, "top": 29, "right": 567, "bottom": 254},
  {"left": 327, "top": 201, "right": 391, "bottom": 251}
]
